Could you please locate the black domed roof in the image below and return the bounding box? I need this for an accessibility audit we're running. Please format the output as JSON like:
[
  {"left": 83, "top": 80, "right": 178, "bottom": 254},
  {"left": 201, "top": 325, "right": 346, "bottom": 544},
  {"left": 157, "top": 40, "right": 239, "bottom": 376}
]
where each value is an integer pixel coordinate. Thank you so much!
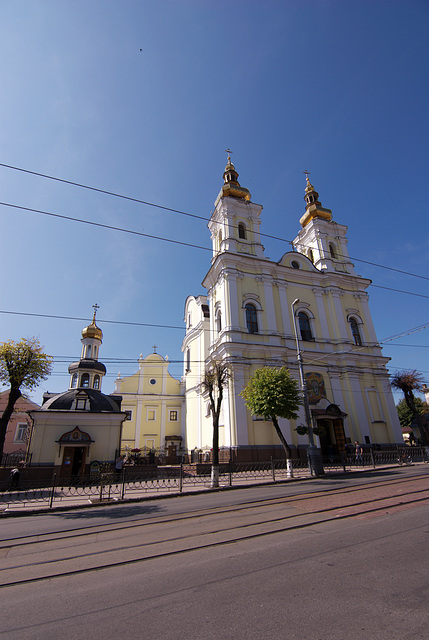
[
  {"left": 68, "top": 359, "right": 107, "bottom": 375},
  {"left": 41, "top": 389, "right": 122, "bottom": 412}
]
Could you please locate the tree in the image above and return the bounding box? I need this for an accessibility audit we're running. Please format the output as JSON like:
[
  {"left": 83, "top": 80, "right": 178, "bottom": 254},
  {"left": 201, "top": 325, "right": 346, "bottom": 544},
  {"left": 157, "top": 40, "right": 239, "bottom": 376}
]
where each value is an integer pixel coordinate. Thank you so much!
[
  {"left": 396, "top": 397, "right": 425, "bottom": 431},
  {"left": 0, "top": 338, "right": 52, "bottom": 457},
  {"left": 240, "top": 367, "right": 302, "bottom": 464},
  {"left": 201, "top": 360, "right": 230, "bottom": 488},
  {"left": 391, "top": 370, "right": 424, "bottom": 417}
]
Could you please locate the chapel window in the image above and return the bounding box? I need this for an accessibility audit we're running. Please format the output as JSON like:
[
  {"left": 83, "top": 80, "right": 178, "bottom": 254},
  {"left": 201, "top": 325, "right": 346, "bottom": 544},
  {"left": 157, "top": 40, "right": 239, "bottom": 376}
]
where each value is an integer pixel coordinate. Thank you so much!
[
  {"left": 238, "top": 223, "right": 246, "bottom": 239},
  {"left": 349, "top": 317, "right": 363, "bottom": 346},
  {"left": 71, "top": 373, "right": 78, "bottom": 388},
  {"left": 245, "top": 303, "right": 259, "bottom": 334},
  {"left": 329, "top": 243, "right": 337, "bottom": 259},
  {"left": 216, "top": 310, "right": 222, "bottom": 333},
  {"left": 298, "top": 311, "right": 313, "bottom": 341}
]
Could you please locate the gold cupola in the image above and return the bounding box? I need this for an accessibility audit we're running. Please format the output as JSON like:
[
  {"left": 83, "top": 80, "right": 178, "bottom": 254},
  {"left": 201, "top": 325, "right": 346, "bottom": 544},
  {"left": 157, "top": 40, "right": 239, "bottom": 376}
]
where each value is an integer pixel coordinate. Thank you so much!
[
  {"left": 220, "top": 152, "right": 251, "bottom": 201},
  {"left": 82, "top": 306, "right": 103, "bottom": 341},
  {"left": 299, "top": 173, "right": 332, "bottom": 228}
]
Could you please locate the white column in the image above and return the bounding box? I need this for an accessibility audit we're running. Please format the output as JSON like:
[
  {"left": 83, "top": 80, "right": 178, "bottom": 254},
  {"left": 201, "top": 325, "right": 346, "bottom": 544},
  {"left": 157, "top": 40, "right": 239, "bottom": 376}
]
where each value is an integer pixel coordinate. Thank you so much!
[
  {"left": 313, "top": 288, "right": 330, "bottom": 342},
  {"left": 261, "top": 276, "right": 278, "bottom": 336},
  {"left": 276, "top": 281, "right": 291, "bottom": 336},
  {"left": 356, "top": 292, "right": 378, "bottom": 344},
  {"left": 328, "top": 288, "right": 349, "bottom": 340}
]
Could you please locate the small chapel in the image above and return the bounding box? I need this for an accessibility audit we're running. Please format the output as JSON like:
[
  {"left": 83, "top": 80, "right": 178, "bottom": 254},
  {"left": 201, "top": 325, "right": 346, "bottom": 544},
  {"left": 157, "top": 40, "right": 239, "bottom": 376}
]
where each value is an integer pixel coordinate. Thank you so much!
[
  {"left": 181, "top": 156, "right": 402, "bottom": 460},
  {"left": 28, "top": 308, "right": 127, "bottom": 476}
]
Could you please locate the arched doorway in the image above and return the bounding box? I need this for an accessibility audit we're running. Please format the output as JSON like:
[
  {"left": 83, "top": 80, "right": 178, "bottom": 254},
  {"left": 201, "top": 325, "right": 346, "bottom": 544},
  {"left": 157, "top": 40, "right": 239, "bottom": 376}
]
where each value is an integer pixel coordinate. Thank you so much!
[
  {"left": 57, "top": 427, "right": 93, "bottom": 478},
  {"left": 313, "top": 404, "right": 347, "bottom": 457}
]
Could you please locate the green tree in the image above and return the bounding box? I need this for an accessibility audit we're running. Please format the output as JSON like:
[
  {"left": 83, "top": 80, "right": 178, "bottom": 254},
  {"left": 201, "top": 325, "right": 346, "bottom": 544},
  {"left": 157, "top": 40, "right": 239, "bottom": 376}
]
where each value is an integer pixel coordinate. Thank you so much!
[
  {"left": 201, "top": 360, "right": 230, "bottom": 488},
  {"left": 396, "top": 397, "right": 425, "bottom": 430},
  {"left": 240, "top": 366, "right": 301, "bottom": 460},
  {"left": 0, "top": 338, "right": 52, "bottom": 457},
  {"left": 391, "top": 370, "right": 424, "bottom": 417}
]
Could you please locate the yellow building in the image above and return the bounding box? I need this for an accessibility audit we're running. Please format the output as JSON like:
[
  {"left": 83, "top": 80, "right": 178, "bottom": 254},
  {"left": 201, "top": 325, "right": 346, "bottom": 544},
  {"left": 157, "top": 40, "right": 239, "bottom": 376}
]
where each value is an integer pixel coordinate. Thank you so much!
[
  {"left": 114, "top": 351, "right": 185, "bottom": 460},
  {"left": 182, "top": 158, "right": 402, "bottom": 459}
]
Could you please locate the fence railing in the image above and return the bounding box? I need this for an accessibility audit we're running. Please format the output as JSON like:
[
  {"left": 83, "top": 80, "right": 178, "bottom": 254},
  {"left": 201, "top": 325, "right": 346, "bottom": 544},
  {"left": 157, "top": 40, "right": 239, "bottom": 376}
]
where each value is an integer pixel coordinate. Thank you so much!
[{"left": 1, "top": 448, "right": 427, "bottom": 509}]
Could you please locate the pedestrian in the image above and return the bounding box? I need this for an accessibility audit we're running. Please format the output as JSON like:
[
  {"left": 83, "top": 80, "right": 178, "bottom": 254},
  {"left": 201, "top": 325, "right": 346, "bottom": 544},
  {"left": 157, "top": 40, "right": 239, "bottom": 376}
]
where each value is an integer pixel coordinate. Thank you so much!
[
  {"left": 355, "top": 441, "right": 363, "bottom": 466},
  {"left": 115, "top": 455, "right": 124, "bottom": 476},
  {"left": 9, "top": 467, "right": 20, "bottom": 490}
]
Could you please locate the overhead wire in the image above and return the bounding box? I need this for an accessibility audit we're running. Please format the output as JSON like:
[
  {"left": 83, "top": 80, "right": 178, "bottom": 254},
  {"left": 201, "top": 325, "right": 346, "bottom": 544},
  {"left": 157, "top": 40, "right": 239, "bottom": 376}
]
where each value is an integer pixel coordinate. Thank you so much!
[{"left": 1, "top": 161, "right": 428, "bottom": 283}]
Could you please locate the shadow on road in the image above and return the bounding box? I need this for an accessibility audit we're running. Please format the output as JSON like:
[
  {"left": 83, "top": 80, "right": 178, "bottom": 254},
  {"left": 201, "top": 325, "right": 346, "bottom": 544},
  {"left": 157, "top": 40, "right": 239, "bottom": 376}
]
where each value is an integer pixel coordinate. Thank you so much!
[{"left": 57, "top": 503, "right": 164, "bottom": 520}]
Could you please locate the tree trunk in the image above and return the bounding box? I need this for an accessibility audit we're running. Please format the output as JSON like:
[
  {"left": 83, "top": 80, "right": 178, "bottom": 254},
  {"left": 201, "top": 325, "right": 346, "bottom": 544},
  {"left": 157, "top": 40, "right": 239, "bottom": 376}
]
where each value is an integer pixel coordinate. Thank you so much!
[
  {"left": 0, "top": 386, "right": 21, "bottom": 458},
  {"left": 404, "top": 390, "right": 419, "bottom": 417},
  {"left": 211, "top": 415, "right": 220, "bottom": 488},
  {"left": 271, "top": 415, "right": 291, "bottom": 459}
]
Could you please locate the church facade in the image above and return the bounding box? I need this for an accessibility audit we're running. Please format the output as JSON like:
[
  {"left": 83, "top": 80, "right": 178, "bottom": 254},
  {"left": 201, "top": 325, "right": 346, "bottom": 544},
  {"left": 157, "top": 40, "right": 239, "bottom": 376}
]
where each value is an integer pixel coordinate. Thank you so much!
[
  {"left": 182, "top": 158, "right": 402, "bottom": 459},
  {"left": 114, "top": 351, "right": 185, "bottom": 460}
]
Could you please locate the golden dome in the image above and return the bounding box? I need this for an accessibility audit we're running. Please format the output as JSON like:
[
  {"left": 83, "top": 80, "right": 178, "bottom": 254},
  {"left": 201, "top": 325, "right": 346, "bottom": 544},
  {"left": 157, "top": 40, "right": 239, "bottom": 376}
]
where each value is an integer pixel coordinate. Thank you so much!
[
  {"left": 221, "top": 153, "right": 251, "bottom": 201},
  {"left": 82, "top": 307, "right": 103, "bottom": 341}
]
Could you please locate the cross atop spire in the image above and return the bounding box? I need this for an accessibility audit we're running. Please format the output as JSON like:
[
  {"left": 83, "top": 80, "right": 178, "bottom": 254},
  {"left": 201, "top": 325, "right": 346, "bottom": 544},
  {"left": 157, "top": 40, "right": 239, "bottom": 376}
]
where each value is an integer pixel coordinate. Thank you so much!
[
  {"left": 92, "top": 303, "right": 100, "bottom": 322},
  {"left": 225, "top": 148, "right": 233, "bottom": 164},
  {"left": 152, "top": 344, "right": 158, "bottom": 353}
]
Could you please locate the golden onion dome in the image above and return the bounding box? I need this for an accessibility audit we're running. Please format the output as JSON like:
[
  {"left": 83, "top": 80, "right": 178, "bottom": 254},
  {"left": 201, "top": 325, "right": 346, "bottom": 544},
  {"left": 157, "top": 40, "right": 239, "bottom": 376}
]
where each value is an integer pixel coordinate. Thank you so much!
[{"left": 82, "top": 307, "right": 103, "bottom": 341}]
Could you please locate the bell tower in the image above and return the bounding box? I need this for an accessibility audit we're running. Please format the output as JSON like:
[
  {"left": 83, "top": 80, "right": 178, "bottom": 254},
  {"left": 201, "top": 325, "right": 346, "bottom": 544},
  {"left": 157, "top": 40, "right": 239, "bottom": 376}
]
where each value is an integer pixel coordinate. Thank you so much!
[
  {"left": 68, "top": 304, "right": 107, "bottom": 390},
  {"left": 208, "top": 151, "right": 265, "bottom": 260},
  {"left": 293, "top": 173, "right": 356, "bottom": 275}
]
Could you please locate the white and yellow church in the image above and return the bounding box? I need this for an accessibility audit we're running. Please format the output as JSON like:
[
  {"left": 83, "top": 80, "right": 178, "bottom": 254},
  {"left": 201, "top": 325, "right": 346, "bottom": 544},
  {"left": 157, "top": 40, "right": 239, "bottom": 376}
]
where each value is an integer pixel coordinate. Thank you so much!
[{"left": 116, "top": 157, "right": 402, "bottom": 460}]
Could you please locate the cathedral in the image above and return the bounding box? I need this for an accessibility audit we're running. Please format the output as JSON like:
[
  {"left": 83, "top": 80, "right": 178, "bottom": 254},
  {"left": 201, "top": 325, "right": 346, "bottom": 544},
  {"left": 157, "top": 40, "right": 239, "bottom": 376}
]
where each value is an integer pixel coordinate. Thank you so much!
[{"left": 181, "top": 156, "right": 402, "bottom": 459}]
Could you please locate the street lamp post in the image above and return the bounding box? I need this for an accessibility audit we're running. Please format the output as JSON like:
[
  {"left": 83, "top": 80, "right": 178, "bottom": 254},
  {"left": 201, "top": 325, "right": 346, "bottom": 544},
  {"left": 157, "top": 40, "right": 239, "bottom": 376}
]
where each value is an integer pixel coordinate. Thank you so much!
[{"left": 291, "top": 298, "right": 324, "bottom": 476}]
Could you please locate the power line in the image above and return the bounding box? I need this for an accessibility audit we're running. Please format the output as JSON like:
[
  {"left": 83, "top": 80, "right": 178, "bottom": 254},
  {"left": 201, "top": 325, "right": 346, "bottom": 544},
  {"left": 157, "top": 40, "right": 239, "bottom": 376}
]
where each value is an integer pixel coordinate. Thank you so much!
[
  {"left": 1, "top": 200, "right": 428, "bottom": 301},
  {"left": 0, "top": 310, "right": 184, "bottom": 330},
  {"left": 0, "top": 201, "right": 211, "bottom": 253},
  {"left": 1, "top": 161, "right": 428, "bottom": 283}
]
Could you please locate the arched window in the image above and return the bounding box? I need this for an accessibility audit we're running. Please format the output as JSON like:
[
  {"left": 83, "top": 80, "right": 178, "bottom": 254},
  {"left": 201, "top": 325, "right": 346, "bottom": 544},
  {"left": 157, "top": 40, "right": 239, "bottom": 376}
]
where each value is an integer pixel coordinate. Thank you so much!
[
  {"left": 238, "top": 222, "right": 246, "bottom": 239},
  {"left": 186, "top": 348, "right": 191, "bottom": 372},
  {"left": 71, "top": 373, "right": 78, "bottom": 388},
  {"left": 86, "top": 344, "right": 92, "bottom": 358},
  {"left": 81, "top": 373, "right": 90, "bottom": 388},
  {"left": 218, "top": 230, "right": 222, "bottom": 251},
  {"left": 216, "top": 310, "right": 222, "bottom": 333},
  {"left": 349, "top": 317, "right": 362, "bottom": 346},
  {"left": 245, "top": 303, "right": 259, "bottom": 334},
  {"left": 298, "top": 311, "right": 313, "bottom": 341},
  {"left": 93, "top": 375, "right": 100, "bottom": 390},
  {"left": 329, "top": 243, "right": 337, "bottom": 259}
]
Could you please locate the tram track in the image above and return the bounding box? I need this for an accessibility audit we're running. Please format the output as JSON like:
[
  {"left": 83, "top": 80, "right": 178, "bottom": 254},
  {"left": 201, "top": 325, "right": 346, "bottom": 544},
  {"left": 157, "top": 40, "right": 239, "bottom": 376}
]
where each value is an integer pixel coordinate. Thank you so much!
[
  {"left": 1, "top": 471, "right": 426, "bottom": 548},
  {"left": 1, "top": 473, "right": 428, "bottom": 589}
]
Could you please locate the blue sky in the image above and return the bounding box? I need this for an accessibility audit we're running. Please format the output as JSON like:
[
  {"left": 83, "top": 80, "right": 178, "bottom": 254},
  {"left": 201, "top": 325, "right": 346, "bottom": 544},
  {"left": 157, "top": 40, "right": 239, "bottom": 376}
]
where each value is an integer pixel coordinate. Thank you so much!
[{"left": 0, "top": 0, "right": 428, "bottom": 404}]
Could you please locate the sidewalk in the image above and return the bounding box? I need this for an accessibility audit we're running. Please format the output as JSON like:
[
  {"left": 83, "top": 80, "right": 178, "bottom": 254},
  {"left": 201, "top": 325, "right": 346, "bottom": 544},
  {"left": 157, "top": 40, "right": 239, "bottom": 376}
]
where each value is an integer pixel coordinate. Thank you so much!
[{"left": 1, "top": 461, "right": 420, "bottom": 518}]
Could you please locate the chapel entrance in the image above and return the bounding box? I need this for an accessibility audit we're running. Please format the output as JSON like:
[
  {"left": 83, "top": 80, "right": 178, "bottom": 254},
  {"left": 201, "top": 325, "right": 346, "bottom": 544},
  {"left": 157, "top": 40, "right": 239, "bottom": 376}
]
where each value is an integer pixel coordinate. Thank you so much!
[{"left": 61, "top": 446, "right": 87, "bottom": 478}]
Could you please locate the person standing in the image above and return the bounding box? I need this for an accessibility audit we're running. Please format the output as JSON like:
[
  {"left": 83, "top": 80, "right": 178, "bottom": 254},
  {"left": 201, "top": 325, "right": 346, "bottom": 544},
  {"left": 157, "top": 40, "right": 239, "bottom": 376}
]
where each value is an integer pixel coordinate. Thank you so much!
[
  {"left": 355, "top": 441, "right": 363, "bottom": 466},
  {"left": 115, "top": 455, "right": 124, "bottom": 476}
]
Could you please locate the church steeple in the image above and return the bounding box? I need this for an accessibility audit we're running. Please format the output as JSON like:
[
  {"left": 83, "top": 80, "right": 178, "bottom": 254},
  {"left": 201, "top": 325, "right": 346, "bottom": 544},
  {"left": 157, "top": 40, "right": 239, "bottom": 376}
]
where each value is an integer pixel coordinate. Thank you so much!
[
  {"left": 68, "top": 304, "right": 106, "bottom": 390},
  {"left": 300, "top": 171, "right": 332, "bottom": 228},
  {"left": 218, "top": 150, "right": 251, "bottom": 202}
]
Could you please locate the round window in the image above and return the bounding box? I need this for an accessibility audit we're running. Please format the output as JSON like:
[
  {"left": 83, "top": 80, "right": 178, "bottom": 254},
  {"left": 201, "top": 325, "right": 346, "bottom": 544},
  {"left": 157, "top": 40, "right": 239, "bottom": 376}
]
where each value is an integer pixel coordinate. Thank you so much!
[
  {"left": 150, "top": 378, "right": 156, "bottom": 385},
  {"left": 291, "top": 260, "right": 300, "bottom": 269}
]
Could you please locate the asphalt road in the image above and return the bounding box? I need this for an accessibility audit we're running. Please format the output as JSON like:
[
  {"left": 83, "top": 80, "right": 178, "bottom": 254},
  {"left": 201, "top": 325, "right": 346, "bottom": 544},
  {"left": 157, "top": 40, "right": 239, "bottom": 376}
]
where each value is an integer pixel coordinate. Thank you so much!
[{"left": 0, "top": 466, "right": 428, "bottom": 640}]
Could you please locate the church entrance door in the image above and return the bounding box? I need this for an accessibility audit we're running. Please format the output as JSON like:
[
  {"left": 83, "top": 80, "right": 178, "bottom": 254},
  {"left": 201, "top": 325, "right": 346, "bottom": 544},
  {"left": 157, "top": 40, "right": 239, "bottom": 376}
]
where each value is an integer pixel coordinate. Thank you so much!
[
  {"left": 61, "top": 446, "right": 86, "bottom": 478},
  {"left": 317, "top": 418, "right": 346, "bottom": 457}
]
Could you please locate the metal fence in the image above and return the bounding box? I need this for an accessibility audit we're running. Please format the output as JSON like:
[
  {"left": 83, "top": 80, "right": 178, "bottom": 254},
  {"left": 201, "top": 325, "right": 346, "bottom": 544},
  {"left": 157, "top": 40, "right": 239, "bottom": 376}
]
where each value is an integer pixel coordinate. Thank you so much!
[{"left": 1, "top": 447, "right": 427, "bottom": 510}]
